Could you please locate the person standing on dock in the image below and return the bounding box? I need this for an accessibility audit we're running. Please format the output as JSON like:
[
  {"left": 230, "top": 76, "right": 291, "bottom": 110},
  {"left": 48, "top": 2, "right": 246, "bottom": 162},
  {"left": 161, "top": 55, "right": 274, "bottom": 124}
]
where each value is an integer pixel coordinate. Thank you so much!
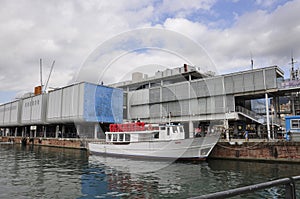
[{"left": 244, "top": 130, "right": 249, "bottom": 141}]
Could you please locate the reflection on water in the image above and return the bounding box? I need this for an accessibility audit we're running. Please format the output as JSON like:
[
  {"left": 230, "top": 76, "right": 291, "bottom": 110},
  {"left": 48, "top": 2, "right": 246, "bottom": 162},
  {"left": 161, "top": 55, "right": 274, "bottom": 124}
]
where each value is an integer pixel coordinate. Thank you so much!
[
  {"left": 0, "top": 144, "right": 88, "bottom": 199},
  {"left": 0, "top": 144, "right": 300, "bottom": 198}
]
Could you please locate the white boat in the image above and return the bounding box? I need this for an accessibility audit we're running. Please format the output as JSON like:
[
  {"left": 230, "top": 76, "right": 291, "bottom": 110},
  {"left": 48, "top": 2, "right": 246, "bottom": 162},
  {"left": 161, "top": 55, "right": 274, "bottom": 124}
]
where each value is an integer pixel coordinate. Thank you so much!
[{"left": 88, "top": 122, "right": 222, "bottom": 160}]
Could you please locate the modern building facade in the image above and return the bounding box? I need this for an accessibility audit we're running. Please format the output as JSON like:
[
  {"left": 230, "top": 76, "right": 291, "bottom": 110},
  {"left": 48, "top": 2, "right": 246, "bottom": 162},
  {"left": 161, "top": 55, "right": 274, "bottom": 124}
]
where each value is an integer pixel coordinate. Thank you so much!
[
  {"left": 1, "top": 64, "right": 300, "bottom": 140},
  {"left": 0, "top": 82, "right": 123, "bottom": 139},
  {"left": 111, "top": 64, "right": 287, "bottom": 139}
]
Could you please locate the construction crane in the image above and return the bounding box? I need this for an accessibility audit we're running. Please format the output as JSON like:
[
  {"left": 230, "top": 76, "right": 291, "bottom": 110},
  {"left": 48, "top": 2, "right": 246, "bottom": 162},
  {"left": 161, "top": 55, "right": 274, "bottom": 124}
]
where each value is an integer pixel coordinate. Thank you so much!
[{"left": 39, "top": 59, "right": 55, "bottom": 93}]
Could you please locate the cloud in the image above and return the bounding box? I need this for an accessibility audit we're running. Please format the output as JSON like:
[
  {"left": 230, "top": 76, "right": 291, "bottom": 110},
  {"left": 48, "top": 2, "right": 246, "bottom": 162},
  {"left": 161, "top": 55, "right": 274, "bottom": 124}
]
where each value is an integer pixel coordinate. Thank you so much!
[
  {"left": 255, "top": 0, "right": 280, "bottom": 8},
  {"left": 0, "top": 0, "right": 298, "bottom": 104},
  {"left": 162, "top": 0, "right": 300, "bottom": 73}
]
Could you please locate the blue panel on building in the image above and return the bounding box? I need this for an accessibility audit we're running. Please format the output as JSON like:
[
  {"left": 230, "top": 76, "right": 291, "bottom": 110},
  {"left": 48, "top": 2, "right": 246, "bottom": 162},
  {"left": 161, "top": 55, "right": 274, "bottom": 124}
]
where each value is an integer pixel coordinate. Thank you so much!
[
  {"left": 285, "top": 115, "right": 300, "bottom": 133},
  {"left": 83, "top": 83, "right": 123, "bottom": 123}
]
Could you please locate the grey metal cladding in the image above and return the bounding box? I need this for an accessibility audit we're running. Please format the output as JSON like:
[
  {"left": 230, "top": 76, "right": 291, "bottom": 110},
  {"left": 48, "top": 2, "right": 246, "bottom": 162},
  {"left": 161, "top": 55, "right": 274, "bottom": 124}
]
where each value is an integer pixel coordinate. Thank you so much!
[
  {"left": 243, "top": 73, "right": 255, "bottom": 92},
  {"left": 233, "top": 74, "right": 244, "bottom": 93},
  {"left": 179, "top": 100, "right": 189, "bottom": 115},
  {"left": 149, "top": 88, "right": 160, "bottom": 103},
  {"left": 265, "top": 69, "right": 276, "bottom": 89},
  {"left": 198, "top": 98, "right": 207, "bottom": 114},
  {"left": 226, "top": 95, "right": 235, "bottom": 112},
  {"left": 162, "top": 86, "right": 176, "bottom": 102},
  {"left": 149, "top": 104, "right": 160, "bottom": 117},
  {"left": 254, "top": 71, "right": 264, "bottom": 90},
  {"left": 175, "top": 82, "right": 189, "bottom": 100},
  {"left": 190, "top": 99, "right": 198, "bottom": 115},
  {"left": 224, "top": 76, "right": 234, "bottom": 94}
]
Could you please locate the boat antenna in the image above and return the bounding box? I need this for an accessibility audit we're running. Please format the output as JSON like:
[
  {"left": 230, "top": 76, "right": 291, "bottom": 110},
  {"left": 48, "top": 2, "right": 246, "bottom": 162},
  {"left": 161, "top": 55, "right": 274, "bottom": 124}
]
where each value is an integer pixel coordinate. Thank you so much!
[{"left": 44, "top": 60, "right": 55, "bottom": 92}]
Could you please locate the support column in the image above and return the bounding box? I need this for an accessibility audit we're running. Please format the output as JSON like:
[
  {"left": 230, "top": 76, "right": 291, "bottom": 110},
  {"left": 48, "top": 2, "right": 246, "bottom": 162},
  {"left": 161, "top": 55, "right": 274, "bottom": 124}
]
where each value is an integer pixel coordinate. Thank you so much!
[
  {"left": 265, "top": 93, "right": 271, "bottom": 140},
  {"left": 291, "top": 95, "right": 295, "bottom": 115},
  {"left": 44, "top": 126, "right": 47, "bottom": 138},
  {"left": 29, "top": 128, "right": 31, "bottom": 137},
  {"left": 76, "top": 124, "right": 81, "bottom": 138},
  {"left": 160, "top": 80, "right": 163, "bottom": 122},
  {"left": 189, "top": 121, "right": 194, "bottom": 138},
  {"left": 21, "top": 127, "right": 24, "bottom": 137},
  {"left": 55, "top": 125, "right": 59, "bottom": 138},
  {"left": 62, "top": 125, "right": 65, "bottom": 138},
  {"left": 257, "top": 125, "right": 262, "bottom": 138},
  {"left": 14, "top": 127, "right": 17, "bottom": 137},
  {"left": 94, "top": 123, "right": 100, "bottom": 139},
  {"left": 188, "top": 74, "right": 192, "bottom": 138}
]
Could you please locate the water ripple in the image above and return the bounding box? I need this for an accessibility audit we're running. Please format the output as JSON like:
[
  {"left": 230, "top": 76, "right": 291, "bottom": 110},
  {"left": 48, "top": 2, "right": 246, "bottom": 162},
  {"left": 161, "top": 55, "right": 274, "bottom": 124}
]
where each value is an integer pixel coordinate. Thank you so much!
[{"left": 0, "top": 144, "right": 300, "bottom": 198}]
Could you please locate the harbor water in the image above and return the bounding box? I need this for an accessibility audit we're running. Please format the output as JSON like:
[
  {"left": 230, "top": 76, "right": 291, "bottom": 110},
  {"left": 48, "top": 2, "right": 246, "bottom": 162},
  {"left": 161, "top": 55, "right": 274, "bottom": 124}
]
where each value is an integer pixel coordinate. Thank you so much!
[{"left": 0, "top": 143, "right": 300, "bottom": 198}]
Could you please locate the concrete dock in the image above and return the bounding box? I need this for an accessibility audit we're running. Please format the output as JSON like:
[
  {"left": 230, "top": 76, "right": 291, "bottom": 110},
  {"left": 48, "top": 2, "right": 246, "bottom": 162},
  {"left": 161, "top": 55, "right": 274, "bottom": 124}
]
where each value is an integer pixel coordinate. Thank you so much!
[{"left": 210, "top": 139, "right": 300, "bottom": 163}]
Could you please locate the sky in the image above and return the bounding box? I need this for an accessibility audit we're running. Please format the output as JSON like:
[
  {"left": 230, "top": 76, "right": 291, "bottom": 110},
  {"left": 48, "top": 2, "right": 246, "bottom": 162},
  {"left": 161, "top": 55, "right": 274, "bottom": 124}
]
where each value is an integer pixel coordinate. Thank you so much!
[{"left": 0, "top": 0, "right": 299, "bottom": 104}]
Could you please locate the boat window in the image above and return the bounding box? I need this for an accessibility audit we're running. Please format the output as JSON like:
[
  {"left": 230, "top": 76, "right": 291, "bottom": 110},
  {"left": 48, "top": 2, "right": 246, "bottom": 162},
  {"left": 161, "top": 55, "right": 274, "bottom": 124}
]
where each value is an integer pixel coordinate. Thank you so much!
[
  {"left": 172, "top": 126, "right": 178, "bottom": 133},
  {"left": 119, "top": 134, "right": 124, "bottom": 141},
  {"left": 113, "top": 134, "right": 117, "bottom": 141},
  {"left": 108, "top": 134, "right": 112, "bottom": 141},
  {"left": 154, "top": 132, "right": 159, "bottom": 139},
  {"left": 160, "top": 126, "right": 166, "bottom": 130},
  {"left": 167, "top": 127, "right": 170, "bottom": 135},
  {"left": 179, "top": 126, "right": 184, "bottom": 133},
  {"left": 125, "top": 134, "right": 130, "bottom": 141}
]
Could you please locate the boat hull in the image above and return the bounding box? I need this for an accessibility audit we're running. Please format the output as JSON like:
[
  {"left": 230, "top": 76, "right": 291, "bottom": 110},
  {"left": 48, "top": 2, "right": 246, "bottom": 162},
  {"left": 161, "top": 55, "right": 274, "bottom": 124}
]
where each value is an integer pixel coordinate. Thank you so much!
[{"left": 89, "top": 136, "right": 218, "bottom": 160}]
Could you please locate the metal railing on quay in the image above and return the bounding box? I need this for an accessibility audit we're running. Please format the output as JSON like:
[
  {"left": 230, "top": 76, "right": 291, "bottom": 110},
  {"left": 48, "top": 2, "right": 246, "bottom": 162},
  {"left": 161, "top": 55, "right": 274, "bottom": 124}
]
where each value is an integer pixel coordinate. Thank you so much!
[{"left": 189, "top": 176, "right": 300, "bottom": 199}]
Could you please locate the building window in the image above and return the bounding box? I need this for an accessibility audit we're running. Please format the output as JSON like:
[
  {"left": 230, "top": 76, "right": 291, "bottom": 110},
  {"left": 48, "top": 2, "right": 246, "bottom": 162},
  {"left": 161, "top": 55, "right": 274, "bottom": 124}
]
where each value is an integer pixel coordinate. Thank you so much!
[{"left": 291, "top": 119, "right": 300, "bottom": 129}]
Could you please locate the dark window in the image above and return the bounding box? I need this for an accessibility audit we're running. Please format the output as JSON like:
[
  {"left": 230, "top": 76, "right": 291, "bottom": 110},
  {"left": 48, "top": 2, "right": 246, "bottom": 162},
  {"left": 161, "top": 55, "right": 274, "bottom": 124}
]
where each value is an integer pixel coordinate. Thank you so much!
[
  {"left": 119, "top": 134, "right": 124, "bottom": 141},
  {"left": 125, "top": 134, "right": 130, "bottom": 141},
  {"left": 113, "top": 134, "right": 117, "bottom": 141},
  {"left": 291, "top": 119, "right": 300, "bottom": 129}
]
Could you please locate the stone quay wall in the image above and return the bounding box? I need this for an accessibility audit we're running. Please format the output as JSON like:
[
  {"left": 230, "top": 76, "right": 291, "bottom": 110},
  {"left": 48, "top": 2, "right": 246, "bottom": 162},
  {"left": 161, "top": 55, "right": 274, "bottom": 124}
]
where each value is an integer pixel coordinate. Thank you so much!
[{"left": 210, "top": 140, "right": 300, "bottom": 163}]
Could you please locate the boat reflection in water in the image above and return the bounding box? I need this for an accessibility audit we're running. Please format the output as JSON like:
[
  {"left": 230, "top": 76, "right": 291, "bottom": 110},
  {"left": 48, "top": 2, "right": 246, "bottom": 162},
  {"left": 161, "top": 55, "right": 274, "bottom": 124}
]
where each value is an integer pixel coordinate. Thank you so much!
[
  {"left": 86, "top": 155, "right": 196, "bottom": 198},
  {"left": 85, "top": 155, "right": 300, "bottom": 198}
]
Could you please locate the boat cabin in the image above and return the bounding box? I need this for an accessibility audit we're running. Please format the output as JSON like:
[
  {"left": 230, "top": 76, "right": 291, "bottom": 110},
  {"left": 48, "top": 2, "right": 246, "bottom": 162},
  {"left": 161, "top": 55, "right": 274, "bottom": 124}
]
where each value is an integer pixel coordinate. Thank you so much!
[{"left": 105, "top": 123, "right": 185, "bottom": 143}]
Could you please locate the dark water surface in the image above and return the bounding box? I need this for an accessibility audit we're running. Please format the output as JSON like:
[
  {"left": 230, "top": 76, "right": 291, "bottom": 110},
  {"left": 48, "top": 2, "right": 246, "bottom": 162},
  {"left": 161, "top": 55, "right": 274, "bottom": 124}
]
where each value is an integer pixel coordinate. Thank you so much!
[{"left": 0, "top": 143, "right": 299, "bottom": 199}]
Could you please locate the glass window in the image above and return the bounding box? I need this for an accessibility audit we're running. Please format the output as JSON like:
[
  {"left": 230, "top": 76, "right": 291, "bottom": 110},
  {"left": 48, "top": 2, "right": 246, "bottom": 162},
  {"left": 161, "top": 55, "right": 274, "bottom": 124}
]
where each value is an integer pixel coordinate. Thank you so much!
[
  {"left": 107, "top": 134, "right": 112, "bottom": 141},
  {"left": 172, "top": 126, "right": 178, "bottom": 133},
  {"left": 113, "top": 134, "right": 117, "bottom": 141},
  {"left": 119, "top": 134, "right": 124, "bottom": 141},
  {"left": 125, "top": 134, "right": 130, "bottom": 141},
  {"left": 167, "top": 128, "right": 170, "bottom": 135},
  {"left": 179, "top": 126, "right": 184, "bottom": 133},
  {"left": 291, "top": 120, "right": 300, "bottom": 129}
]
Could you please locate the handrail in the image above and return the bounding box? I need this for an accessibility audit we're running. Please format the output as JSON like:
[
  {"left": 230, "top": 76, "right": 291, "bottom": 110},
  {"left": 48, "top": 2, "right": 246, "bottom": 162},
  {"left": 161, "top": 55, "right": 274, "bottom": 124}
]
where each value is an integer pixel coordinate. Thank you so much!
[
  {"left": 235, "top": 106, "right": 281, "bottom": 126},
  {"left": 189, "top": 175, "right": 300, "bottom": 199},
  {"left": 235, "top": 106, "right": 265, "bottom": 123}
]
